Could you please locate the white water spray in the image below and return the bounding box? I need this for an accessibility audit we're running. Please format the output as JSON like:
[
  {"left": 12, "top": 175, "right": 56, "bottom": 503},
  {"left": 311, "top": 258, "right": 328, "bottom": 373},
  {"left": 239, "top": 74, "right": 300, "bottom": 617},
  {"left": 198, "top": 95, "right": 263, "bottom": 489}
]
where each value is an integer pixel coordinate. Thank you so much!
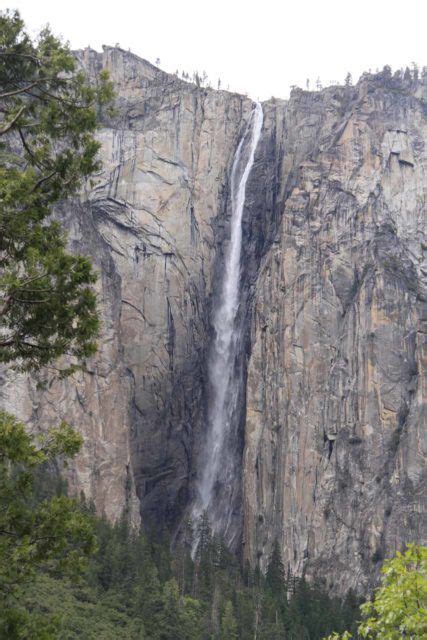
[{"left": 192, "top": 103, "right": 263, "bottom": 546}]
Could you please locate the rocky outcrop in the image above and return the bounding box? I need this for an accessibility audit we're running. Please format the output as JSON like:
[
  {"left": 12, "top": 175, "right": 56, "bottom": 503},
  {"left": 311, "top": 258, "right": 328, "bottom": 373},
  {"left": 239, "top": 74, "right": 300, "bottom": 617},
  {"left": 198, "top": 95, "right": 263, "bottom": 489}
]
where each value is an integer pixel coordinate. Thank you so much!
[{"left": 1, "top": 52, "right": 425, "bottom": 594}]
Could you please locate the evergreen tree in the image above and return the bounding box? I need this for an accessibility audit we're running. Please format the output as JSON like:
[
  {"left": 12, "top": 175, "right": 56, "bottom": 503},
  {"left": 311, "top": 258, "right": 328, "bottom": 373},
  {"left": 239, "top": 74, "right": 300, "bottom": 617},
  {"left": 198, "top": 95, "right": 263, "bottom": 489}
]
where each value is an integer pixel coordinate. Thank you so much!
[
  {"left": 221, "top": 600, "right": 238, "bottom": 639},
  {"left": 134, "top": 561, "right": 163, "bottom": 637},
  {"left": 195, "top": 511, "right": 213, "bottom": 601},
  {"left": 340, "top": 589, "right": 361, "bottom": 635},
  {"left": 158, "top": 578, "right": 183, "bottom": 639},
  {"left": 0, "top": 10, "right": 114, "bottom": 634},
  {"left": 181, "top": 595, "right": 204, "bottom": 640},
  {"left": 0, "top": 411, "right": 96, "bottom": 636},
  {"left": 265, "top": 540, "right": 286, "bottom": 594},
  {"left": 0, "top": 9, "right": 113, "bottom": 374},
  {"left": 262, "top": 540, "right": 289, "bottom": 635}
]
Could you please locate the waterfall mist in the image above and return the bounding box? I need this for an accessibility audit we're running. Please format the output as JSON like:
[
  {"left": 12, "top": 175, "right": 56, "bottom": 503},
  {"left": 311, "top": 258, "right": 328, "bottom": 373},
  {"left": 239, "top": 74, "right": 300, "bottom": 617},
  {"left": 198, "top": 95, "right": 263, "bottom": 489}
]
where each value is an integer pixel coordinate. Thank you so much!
[{"left": 191, "top": 102, "right": 264, "bottom": 549}]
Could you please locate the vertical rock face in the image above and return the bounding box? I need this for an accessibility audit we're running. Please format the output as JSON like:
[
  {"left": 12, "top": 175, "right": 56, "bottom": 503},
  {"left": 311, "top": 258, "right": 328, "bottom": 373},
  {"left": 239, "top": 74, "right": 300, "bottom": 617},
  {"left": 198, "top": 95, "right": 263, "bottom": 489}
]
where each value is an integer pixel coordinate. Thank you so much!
[
  {"left": 81, "top": 49, "right": 254, "bottom": 532},
  {"left": 243, "top": 77, "right": 426, "bottom": 593},
  {"left": 1, "top": 52, "right": 425, "bottom": 593},
  {"left": 1, "top": 46, "right": 253, "bottom": 531}
]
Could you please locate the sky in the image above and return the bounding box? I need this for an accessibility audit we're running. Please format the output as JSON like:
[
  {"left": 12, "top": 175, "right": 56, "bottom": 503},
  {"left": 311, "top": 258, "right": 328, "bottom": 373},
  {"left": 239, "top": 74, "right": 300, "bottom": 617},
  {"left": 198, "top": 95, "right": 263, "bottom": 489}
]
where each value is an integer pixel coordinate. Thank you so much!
[{"left": 3, "top": 0, "right": 427, "bottom": 100}]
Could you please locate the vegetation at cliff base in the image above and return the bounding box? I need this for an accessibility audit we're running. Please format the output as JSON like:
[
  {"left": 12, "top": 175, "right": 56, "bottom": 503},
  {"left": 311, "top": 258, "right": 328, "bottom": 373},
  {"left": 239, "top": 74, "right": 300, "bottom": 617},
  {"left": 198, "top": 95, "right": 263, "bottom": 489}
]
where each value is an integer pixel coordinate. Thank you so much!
[
  {"left": 0, "top": 406, "right": 361, "bottom": 639},
  {"left": 326, "top": 543, "right": 427, "bottom": 640},
  {"left": 0, "top": 411, "right": 97, "bottom": 636},
  {"left": 2, "top": 471, "right": 361, "bottom": 639},
  {"left": 1, "top": 430, "right": 425, "bottom": 640}
]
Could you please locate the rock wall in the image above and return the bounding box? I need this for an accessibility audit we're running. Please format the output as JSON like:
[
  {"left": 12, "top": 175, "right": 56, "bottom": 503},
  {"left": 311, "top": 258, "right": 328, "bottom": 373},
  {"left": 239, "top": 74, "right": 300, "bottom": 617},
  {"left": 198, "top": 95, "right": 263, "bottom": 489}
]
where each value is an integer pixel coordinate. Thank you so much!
[
  {"left": 243, "top": 77, "right": 426, "bottom": 593},
  {"left": 1, "top": 46, "right": 253, "bottom": 531},
  {"left": 1, "top": 51, "right": 425, "bottom": 594}
]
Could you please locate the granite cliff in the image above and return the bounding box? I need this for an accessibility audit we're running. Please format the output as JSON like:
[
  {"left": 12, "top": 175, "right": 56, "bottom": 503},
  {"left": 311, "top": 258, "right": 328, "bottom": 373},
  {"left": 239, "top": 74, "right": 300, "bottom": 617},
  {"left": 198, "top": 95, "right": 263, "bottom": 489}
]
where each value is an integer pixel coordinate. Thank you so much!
[{"left": 1, "top": 48, "right": 425, "bottom": 594}]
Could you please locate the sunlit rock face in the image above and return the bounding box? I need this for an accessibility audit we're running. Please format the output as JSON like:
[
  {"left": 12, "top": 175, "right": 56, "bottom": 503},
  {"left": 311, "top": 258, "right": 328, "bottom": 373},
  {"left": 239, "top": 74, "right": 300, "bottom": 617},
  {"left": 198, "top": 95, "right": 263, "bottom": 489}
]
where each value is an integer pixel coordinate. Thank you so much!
[{"left": 1, "top": 50, "right": 425, "bottom": 594}]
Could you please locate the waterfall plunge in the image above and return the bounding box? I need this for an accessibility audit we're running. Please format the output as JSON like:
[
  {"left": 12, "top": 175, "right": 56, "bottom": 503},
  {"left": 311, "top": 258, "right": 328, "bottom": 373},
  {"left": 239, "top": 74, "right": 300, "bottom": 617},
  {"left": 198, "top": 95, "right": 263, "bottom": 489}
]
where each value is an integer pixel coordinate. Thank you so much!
[{"left": 192, "top": 103, "right": 263, "bottom": 547}]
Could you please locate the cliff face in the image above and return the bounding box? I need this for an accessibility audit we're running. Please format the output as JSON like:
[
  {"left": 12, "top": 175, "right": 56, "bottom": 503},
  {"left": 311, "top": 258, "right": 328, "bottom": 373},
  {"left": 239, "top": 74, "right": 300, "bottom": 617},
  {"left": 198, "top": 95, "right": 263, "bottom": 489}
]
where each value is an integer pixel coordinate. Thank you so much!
[
  {"left": 1, "top": 46, "right": 253, "bottom": 530},
  {"left": 1, "top": 49, "right": 425, "bottom": 594},
  {"left": 243, "top": 82, "right": 426, "bottom": 594}
]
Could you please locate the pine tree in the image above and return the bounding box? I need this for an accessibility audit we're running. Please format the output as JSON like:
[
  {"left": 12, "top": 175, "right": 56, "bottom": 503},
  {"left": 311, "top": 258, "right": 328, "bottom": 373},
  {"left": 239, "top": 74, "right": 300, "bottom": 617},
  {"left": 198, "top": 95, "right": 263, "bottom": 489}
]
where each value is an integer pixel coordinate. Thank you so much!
[
  {"left": 0, "top": 411, "right": 96, "bottom": 635},
  {"left": 181, "top": 595, "right": 204, "bottom": 640},
  {"left": 265, "top": 540, "right": 286, "bottom": 594},
  {"left": 132, "top": 558, "right": 162, "bottom": 637},
  {"left": 0, "top": 9, "right": 113, "bottom": 374},
  {"left": 221, "top": 600, "right": 238, "bottom": 639},
  {"left": 158, "top": 578, "right": 183, "bottom": 639},
  {"left": 195, "top": 511, "right": 213, "bottom": 601}
]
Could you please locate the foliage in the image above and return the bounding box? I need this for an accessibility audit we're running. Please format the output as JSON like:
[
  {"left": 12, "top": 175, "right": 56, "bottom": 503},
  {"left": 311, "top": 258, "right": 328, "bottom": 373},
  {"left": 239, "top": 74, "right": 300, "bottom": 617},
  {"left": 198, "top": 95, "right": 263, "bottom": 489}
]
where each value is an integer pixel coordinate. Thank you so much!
[
  {"left": 18, "top": 573, "right": 145, "bottom": 639},
  {"left": 0, "top": 410, "right": 96, "bottom": 637},
  {"left": 6, "top": 503, "right": 359, "bottom": 638},
  {"left": 324, "top": 544, "right": 427, "bottom": 640},
  {"left": 359, "top": 544, "right": 427, "bottom": 639},
  {"left": 221, "top": 600, "right": 238, "bottom": 639},
  {"left": 0, "top": 13, "right": 113, "bottom": 628},
  {"left": 0, "top": 9, "right": 113, "bottom": 373},
  {"left": 6, "top": 473, "right": 420, "bottom": 638}
]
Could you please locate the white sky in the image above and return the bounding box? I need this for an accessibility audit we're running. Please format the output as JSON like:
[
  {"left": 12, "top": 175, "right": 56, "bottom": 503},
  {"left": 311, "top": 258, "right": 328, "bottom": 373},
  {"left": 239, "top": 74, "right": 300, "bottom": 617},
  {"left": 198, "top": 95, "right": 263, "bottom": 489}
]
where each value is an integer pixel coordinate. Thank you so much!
[{"left": 3, "top": 0, "right": 427, "bottom": 100}]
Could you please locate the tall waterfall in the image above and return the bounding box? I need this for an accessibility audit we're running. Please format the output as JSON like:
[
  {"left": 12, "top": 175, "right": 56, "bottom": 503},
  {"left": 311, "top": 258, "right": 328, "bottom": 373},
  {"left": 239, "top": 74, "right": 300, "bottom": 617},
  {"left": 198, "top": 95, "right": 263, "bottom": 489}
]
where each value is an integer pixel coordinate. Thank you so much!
[{"left": 192, "top": 102, "right": 263, "bottom": 547}]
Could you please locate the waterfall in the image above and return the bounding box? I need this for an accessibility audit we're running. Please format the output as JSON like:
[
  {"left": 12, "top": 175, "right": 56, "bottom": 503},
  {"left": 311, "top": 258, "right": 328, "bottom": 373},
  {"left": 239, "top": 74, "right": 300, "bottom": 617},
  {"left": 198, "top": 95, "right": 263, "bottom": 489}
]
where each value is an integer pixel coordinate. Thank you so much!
[{"left": 192, "top": 102, "right": 263, "bottom": 548}]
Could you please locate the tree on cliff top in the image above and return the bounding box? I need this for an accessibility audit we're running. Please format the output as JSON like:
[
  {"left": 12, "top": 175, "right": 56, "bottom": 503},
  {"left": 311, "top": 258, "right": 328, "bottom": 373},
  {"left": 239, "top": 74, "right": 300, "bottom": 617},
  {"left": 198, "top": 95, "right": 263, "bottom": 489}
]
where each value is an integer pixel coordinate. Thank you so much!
[{"left": 0, "top": 9, "right": 113, "bottom": 374}]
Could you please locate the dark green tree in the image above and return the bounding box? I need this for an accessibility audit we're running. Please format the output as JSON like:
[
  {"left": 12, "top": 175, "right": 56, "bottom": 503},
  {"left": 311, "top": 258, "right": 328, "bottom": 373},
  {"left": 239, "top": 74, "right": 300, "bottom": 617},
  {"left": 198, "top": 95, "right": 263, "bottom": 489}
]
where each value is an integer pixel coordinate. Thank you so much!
[
  {"left": 340, "top": 589, "right": 361, "bottom": 636},
  {"left": 0, "top": 9, "right": 114, "bottom": 636},
  {"left": 260, "top": 540, "right": 289, "bottom": 636},
  {"left": 181, "top": 595, "right": 204, "bottom": 640},
  {"left": 0, "top": 9, "right": 113, "bottom": 373},
  {"left": 172, "top": 520, "right": 195, "bottom": 597},
  {"left": 194, "top": 511, "right": 213, "bottom": 601},
  {"left": 221, "top": 599, "right": 238, "bottom": 639},
  {"left": 0, "top": 411, "right": 96, "bottom": 636},
  {"left": 158, "top": 578, "right": 183, "bottom": 639},
  {"left": 265, "top": 540, "right": 286, "bottom": 594}
]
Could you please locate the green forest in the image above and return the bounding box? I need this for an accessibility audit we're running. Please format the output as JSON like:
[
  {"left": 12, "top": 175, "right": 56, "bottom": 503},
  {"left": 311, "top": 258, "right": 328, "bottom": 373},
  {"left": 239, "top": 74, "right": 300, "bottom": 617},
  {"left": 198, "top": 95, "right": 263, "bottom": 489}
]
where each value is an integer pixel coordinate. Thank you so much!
[
  {"left": 6, "top": 481, "right": 362, "bottom": 639},
  {"left": 1, "top": 413, "right": 425, "bottom": 639}
]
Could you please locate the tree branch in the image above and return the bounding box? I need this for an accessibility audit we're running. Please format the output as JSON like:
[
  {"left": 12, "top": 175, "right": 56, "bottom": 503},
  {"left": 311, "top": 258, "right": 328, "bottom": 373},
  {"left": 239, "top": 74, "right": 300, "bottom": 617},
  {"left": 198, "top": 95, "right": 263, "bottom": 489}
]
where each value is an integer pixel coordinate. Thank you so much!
[
  {"left": 0, "top": 81, "right": 40, "bottom": 99},
  {"left": 0, "top": 105, "right": 26, "bottom": 135},
  {"left": 17, "top": 127, "right": 46, "bottom": 170},
  {"left": 30, "top": 169, "right": 57, "bottom": 193},
  {"left": 11, "top": 272, "right": 49, "bottom": 287},
  {"left": 0, "top": 52, "right": 41, "bottom": 65}
]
